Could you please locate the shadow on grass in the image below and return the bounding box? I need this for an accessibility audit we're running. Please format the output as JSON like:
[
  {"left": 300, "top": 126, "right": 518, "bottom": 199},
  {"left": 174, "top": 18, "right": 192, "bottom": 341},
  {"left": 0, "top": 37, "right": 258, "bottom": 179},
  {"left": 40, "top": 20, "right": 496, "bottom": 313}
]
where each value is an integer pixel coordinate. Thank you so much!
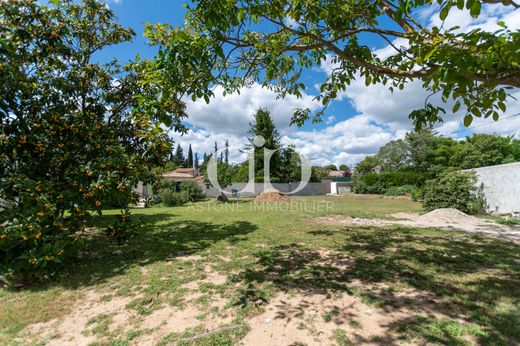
[
  {"left": 232, "top": 226, "right": 520, "bottom": 345},
  {"left": 49, "top": 213, "right": 257, "bottom": 289}
]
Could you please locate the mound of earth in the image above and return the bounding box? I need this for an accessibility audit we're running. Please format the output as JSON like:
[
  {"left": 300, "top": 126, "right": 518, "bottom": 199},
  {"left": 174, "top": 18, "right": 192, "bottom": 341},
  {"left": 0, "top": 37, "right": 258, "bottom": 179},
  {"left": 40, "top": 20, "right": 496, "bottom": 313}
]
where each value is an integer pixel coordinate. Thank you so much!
[
  {"left": 417, "top": 208, "right": 480, "bottom": 225},
  {"left": 254, "top": 189, "right": 290, "bottom": 202}
]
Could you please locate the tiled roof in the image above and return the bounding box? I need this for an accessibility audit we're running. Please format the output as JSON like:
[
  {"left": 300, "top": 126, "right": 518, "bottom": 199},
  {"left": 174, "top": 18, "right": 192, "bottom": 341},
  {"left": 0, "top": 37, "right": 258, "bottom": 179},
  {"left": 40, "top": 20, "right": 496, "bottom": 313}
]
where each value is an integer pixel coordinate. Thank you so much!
[
  {"left": 161, "top": 171, "right": 194, "bottom": 178},
  {"left": 160, "top": 168, "right": 203, "bottom": 182}
]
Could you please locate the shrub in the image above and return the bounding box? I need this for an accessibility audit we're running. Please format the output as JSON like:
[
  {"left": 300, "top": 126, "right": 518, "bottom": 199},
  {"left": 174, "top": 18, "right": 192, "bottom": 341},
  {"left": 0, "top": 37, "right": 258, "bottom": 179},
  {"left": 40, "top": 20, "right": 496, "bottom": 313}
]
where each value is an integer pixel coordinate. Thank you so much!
[
  {"left": 179, "top": 181, "right": 203, "bottom": 200},
  {"left": 158, "top": 189, "right": 190, "bottom": 207},
  {"left": 154, "top": 180, "right": 203, "bottom": 206},
  {"left": 422, "top": 170, "right": 485, "bottom": 215}
]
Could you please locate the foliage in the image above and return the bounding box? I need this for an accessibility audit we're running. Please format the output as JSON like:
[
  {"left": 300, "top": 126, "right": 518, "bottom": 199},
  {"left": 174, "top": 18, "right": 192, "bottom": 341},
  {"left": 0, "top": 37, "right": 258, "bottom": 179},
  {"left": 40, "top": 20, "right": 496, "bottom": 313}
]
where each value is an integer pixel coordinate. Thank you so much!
[
  {"left": 246, "top": 108, "right": 282, "bottom": 182},
  {"left": 384, "top": 185, "right": 415, "bottom": 196},
  {"left": 204, "top": 161, "right": 236, "bottom": 198},
  {"left": 155, "top": 180, "right": 203, "bottom": 206},
  {"left": 422, "top": 170, "right": 485, "bottom": 215},
  {"left": 145, "top": 0, "right": 519, "bottom": 129},
  {"left": 173, "top": 144, "right": 186, "bottom": 167},
  {"left": 179, "top": 180, "right": 203, "bottom": 200},
  {"left": 354, "top": 172, "right": 431, "bottom": 194},
  {"left": 354, "top": 156, "right": 380, "bottom": 175},
  {"left": 158, "top": 190, "right": 191, "bottom": 207},
  {"left": 278, "top": 146, "right": 305, "bottom": 183},
  {"left": 0, "top": 0, "right": 184, "bottom": 281},
  {"left": 356, "top": 130, "right": 520, "bottom": 185},
  {"left": 186, "top": 145, "right": 194, "bottom": 168},
  {"left": 377, "top": 139, "right": 411, "bottom": 171},
  {"left": 324, "top": 164, "right": 338, "bottom": 171},
  {"left": 453, "top": 134, "right": 520, "bottom": 169},
  {"left": 310, "top": 166, "right": 330, "bottom": 182}
]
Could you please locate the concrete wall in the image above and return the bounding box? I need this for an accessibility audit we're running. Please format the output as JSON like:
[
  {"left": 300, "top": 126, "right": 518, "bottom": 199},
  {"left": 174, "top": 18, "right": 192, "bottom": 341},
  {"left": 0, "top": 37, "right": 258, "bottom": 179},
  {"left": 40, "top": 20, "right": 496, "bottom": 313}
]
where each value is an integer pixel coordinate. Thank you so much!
[
  {"left": 467, "top": 162, "right": 520, "bottom": 214},
  {"left": 201, "top": 181, "right": 332, "bottom": 197},
  {"left": 330, "top": 182, "right": 353, "bottom": 194}
]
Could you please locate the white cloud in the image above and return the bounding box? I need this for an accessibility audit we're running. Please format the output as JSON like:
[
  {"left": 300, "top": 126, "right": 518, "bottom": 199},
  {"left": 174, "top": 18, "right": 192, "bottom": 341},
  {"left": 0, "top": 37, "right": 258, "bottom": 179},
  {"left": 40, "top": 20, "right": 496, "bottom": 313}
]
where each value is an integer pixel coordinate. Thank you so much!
[
  {"left": 429, "top": 5, "right": 519, "bottom": 32},
  {"left": 185, "top": 83, "right": 320, "bottom": 136},
  {"left": 281, "top": 115, "right": 395, "bottom": 166}
]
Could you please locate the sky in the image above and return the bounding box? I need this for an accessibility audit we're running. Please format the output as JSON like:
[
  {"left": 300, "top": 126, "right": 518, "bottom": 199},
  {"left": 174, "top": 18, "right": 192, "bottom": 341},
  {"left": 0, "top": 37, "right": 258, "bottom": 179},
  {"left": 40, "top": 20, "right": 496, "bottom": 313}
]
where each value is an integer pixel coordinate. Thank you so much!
[{"left": 97, "top": 0, "right": 520, "bottom": 166}]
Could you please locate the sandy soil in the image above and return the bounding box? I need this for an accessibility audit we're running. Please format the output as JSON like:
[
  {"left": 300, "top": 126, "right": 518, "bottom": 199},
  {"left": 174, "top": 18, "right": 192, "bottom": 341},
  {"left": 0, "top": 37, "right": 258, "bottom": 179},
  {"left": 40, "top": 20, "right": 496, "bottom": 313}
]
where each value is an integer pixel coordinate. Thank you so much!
[
  {"left": 254, "top": 189, "right": 290, "bottom": 202},
  {"left": 317, "top": 208, "right": 520, "bottom": 242}
]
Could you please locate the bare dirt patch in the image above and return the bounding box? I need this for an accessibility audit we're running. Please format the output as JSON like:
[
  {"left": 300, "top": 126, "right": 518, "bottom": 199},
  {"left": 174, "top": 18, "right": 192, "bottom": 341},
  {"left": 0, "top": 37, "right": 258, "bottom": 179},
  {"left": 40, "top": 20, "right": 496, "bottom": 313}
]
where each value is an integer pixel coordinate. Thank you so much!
[
  {"left": 19, "top": 289, "right": 138, "bottom": 346},
  {"left": 317, "top": 208, "right": 520, "bottom": 242},
  {"left": 238, "top": 288, "right": 437, "bottom": 346}
]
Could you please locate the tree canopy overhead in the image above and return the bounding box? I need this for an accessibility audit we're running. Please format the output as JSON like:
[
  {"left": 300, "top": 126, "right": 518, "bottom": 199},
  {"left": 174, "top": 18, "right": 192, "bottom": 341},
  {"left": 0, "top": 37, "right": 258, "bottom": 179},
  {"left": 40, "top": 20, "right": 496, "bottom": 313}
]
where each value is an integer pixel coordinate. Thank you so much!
[{"left": 145, "top": 0, "right": 520, "bottom": 129}]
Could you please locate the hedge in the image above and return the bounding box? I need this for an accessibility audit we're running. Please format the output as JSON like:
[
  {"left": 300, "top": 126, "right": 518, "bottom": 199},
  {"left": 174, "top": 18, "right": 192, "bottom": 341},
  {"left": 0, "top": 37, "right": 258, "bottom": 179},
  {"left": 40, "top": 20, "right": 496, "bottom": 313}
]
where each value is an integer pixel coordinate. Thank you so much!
[{"left": 353, "top": 172, "right": 432, "bottom": 194}]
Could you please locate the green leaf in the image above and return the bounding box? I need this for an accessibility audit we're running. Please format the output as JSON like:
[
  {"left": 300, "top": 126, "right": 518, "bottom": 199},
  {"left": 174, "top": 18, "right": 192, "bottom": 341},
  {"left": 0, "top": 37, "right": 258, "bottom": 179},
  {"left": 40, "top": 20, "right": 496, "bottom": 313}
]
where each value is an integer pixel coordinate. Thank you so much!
[
  {"left": 464, "top": 114, "right": 473, "bottom": 127},
  {"left": 237, "top": 10, "right": 245, "bottom": 22},
  {"left": 453, "top": 102, "right": 461, "bottom": 113},
  {"left": 470, "top": 1, "right": 481, "bottom": 17},
  {"left": 214, "top": 45, "right": 225, "bottom": 59},
  {"left": 439, "top": 6, "right": 450, "bottom": 20}
]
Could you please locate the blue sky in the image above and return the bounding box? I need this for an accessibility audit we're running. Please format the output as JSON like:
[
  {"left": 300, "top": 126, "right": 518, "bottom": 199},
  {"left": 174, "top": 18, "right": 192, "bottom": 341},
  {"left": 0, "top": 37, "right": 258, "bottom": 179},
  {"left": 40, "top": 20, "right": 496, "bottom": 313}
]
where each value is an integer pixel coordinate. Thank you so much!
[{"left": 96, "top": 0, "right": 520, "bottom": 166}]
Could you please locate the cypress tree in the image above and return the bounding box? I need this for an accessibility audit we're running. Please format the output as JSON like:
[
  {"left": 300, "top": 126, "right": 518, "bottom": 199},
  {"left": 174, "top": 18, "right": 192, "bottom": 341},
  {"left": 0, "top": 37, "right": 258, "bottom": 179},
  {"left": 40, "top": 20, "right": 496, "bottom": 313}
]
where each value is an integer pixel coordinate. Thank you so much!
[{"left": 187, "top": 144, "right": 194, "bottom": 168}]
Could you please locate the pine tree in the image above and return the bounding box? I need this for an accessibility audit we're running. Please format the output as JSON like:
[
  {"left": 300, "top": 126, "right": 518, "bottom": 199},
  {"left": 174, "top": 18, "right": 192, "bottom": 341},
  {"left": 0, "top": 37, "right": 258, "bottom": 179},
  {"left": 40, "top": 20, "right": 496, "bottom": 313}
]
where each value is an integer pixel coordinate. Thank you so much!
[
  {"left": 187, "top": 144, "right": 194, "bottom": 168},
  {"left": 174, "top": 143, "right": 185, "bottom": 167},
  {"left": 247, "top": 108, "right": 281, "bottom": 182}
]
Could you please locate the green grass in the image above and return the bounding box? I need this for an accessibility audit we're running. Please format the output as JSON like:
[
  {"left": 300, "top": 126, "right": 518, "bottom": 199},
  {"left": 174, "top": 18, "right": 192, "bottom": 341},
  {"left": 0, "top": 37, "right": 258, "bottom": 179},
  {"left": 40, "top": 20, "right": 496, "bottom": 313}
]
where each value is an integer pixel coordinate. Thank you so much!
[{"left": 1, "top": 195, "right": 520, "bottom": 345}]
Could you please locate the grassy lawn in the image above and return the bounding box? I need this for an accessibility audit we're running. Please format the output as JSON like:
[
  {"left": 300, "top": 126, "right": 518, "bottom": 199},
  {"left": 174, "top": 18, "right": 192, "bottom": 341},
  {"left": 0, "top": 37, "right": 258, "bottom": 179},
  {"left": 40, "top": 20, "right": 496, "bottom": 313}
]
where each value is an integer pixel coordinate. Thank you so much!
[{"left": 1, "top": 195, "right": 519, "bottom": 345}]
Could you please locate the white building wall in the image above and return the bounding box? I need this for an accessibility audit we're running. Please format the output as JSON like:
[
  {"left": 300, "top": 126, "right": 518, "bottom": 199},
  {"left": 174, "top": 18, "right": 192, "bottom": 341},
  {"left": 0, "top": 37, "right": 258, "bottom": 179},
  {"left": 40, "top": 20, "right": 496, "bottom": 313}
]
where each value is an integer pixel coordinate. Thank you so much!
[{"left": 468, "top": 162, "right": 520, "bottom": 214}]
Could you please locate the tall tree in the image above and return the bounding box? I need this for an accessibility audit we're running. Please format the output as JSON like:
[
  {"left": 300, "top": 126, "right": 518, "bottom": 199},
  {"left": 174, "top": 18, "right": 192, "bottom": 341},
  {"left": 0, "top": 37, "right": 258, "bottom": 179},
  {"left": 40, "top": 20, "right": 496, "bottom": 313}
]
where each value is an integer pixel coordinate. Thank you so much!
[
  {"left": 0, "top": 0, "right": 185, "bottom": 279},
  {"left": 187, "top": 144, "right": 194, "bottom": 168},
  {"left": 247, "top": 108, "right": 282, "bottom": 182},
  {"left": 224, "top": 139, "right": 230, "bottom": 164},
  {"left": 376, "top": 139, "right": 412, "bottom": 171},
  {"left": 174, "top": 144, "right": 185, "bottom": 167},
  {"left": 145, "top": 0, "right": 519, "bottom": 128}
]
